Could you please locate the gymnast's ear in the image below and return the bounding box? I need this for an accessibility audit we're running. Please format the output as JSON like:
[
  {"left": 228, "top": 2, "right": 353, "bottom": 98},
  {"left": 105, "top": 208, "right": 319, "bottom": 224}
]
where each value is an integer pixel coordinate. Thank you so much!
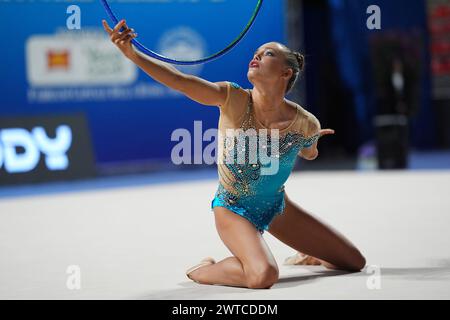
[{"left": 282, "top": 67, "right": 293, "bottom": 81}]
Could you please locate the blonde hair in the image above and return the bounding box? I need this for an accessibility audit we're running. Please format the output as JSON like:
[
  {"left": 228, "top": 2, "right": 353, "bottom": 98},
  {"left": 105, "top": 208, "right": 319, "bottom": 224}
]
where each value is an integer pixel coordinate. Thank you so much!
[{"left": 277, "top": 43, "right": 305, "bottom": 94}]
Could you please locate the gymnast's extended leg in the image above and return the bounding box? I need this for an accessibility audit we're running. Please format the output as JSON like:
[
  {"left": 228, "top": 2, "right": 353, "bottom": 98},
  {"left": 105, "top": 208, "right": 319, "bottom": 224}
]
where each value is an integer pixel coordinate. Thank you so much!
[{"left": 268, "top": 192, "right": 366, "bottom": 272}]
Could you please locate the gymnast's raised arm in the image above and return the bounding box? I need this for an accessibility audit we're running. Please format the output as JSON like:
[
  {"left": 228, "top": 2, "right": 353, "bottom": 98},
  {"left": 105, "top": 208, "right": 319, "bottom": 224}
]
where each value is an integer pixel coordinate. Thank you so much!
[{"left": 102, "top": 19, "right": 228, "bottom": 107}]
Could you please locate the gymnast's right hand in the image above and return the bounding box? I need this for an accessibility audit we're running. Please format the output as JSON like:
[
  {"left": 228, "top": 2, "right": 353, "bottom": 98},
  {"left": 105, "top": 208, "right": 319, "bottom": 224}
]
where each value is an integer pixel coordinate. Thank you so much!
[{"left": 102, "top": 19, "right": 137, "bottom": 59}]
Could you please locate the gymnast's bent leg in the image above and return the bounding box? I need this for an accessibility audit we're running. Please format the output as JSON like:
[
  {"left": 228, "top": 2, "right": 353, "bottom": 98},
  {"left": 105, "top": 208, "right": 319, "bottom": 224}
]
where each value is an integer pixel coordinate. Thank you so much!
[
  {"left": 188, "top": 207, "right": 279, "bottom": 289},
  {"left": 268, "top": 192, "right": 366, "bottom": 272}
]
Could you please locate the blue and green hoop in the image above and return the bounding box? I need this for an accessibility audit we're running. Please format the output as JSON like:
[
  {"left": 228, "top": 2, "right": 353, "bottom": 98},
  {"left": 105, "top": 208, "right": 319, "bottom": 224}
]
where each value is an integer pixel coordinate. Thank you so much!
[{"left": 99, "top": 0, "right": 264, "bottom": 65}]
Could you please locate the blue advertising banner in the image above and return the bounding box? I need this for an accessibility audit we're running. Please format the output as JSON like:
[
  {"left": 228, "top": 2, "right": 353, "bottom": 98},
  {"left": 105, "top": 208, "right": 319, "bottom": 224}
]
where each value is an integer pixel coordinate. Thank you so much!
[{"left": 0, "top": 0, "right": 286, "bottom": 171}]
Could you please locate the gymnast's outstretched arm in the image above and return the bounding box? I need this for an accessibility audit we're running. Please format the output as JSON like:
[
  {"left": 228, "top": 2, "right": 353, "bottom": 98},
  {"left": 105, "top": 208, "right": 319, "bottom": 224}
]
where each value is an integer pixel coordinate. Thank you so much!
[{"left": 102, "top": 19, "right": 228, "bottom": 107}]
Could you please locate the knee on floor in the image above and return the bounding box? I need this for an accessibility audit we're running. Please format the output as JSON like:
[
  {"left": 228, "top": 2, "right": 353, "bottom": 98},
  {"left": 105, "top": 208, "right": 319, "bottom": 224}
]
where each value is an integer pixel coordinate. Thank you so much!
[{"left": 245, "top": 265, "right": 279, "bottom": 289}]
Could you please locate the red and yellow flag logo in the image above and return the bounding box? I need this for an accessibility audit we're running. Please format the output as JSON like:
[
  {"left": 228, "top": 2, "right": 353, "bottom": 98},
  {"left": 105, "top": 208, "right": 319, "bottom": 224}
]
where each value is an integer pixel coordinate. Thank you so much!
[{"left": 47, "top": 50, "right": 70, "bottom": 70}]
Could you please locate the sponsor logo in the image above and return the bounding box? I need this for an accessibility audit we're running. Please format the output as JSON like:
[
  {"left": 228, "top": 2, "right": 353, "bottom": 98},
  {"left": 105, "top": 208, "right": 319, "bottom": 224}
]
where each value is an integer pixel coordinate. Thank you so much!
[
  {"left": 26, "top": 33, "right": 137, "bottom": 86},
  {"left": 0, "top": 114, "right": 96, "bottom": 185},
  {"left": 157, "top": 26, "right": 207, "bottom": 75},
  {"left": 0, "top": 125, "right": 72, "bottom": 174}
]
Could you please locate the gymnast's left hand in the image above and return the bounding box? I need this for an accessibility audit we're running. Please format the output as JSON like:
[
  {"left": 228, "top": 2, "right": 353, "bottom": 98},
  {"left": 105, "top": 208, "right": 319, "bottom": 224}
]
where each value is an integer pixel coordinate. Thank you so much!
[
  {"left": 319, "top": 128, "right": 335, "bottom": 138},
  {"left": 299, "top": 128, "right": 335, "bottom": 160}
]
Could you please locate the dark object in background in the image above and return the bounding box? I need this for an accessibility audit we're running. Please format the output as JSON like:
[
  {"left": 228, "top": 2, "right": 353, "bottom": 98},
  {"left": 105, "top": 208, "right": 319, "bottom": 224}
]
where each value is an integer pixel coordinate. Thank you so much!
[
  {"left": 435, "top": 100, "right": 450, "bottom": 147},
  {"left": 428, "top": 1, "right": 450, "bottom": 148},
  {"left": 370, "top": 31, "right": 424, "bottom": 169},
  {"left": 374, "top": 115, "right": 409, "bottom": 169}
]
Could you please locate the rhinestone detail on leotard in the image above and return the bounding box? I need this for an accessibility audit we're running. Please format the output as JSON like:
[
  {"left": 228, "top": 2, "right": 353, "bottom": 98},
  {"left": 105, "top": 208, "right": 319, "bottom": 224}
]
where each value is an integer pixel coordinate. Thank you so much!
[{"left": 216, "top": 88, "right": 320, "bottom": 200}]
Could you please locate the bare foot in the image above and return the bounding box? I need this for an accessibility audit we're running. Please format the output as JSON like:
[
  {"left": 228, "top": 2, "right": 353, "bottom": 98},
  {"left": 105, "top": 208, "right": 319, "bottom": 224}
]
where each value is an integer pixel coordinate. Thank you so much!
[
  {"left": 186, "top": 257, "right": 216, "bottom": 283},
  {"left": 283, "top": 252, "right": 322, "bottom": 266}
]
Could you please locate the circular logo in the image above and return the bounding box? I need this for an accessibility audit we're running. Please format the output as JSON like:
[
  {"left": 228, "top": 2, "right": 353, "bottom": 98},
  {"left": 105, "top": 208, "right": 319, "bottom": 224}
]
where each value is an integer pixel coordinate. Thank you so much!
[{"left": 157, "top": 27, "right": 207, "bottom": 75}]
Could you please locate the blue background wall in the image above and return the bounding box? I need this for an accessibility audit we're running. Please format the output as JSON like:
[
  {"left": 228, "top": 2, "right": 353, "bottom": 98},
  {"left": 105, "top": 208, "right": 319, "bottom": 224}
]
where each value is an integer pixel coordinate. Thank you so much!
[{"left": 0, "top": 0, "right": 286, "bottom": 170}]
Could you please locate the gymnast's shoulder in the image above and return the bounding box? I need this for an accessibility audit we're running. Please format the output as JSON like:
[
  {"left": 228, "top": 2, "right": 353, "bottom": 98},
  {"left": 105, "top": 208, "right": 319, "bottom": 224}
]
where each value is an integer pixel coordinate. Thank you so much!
[
  {"left": 215, "top": 81, "right": 249, "bottom": 113},
  {"left": 290, "top": 102, "right": 321, "bottom": 137}
]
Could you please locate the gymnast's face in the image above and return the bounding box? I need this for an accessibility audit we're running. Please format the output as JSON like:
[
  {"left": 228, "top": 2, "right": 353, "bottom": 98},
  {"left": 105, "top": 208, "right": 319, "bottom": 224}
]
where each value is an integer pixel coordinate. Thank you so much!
[{"left": 247, "top": 42, "right": 293, "bottom": 89}]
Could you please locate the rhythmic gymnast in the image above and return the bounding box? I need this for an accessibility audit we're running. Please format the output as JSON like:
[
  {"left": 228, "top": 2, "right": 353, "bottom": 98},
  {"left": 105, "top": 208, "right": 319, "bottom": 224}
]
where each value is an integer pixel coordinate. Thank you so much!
[{"left": 102, "top": 19, "right": 366, "bottom": 289}]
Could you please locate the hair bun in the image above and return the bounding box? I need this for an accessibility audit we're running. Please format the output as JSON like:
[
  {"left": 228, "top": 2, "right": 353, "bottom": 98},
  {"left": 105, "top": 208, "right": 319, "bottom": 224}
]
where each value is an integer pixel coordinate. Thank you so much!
[{"left": 294, "top": 52, "right": 305, "bottom": 71}]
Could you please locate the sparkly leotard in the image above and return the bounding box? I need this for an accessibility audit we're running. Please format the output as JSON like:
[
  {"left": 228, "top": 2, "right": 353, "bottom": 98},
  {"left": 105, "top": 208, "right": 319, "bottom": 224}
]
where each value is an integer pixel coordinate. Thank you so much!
[{"left": 211, "top": 82, "right": 321, "bottom": 234}]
